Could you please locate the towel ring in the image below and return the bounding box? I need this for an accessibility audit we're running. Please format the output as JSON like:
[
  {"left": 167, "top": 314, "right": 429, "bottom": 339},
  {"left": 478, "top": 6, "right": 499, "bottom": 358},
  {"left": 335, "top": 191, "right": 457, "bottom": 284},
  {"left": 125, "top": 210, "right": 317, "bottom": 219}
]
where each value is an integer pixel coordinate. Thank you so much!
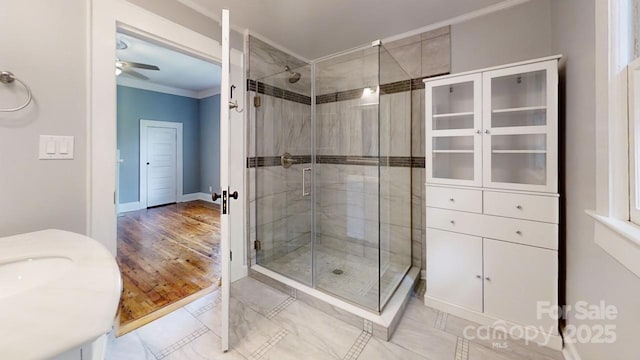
[{"left": 0, "top": 71, "right": 33, "bottom": 112}]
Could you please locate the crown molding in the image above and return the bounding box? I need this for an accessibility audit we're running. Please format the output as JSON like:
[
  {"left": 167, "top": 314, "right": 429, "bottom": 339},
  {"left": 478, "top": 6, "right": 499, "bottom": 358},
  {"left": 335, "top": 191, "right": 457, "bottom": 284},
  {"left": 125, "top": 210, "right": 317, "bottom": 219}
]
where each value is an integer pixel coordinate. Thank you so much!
[{"left": 117, "top": 77, "right": 219, "bottom": 99}]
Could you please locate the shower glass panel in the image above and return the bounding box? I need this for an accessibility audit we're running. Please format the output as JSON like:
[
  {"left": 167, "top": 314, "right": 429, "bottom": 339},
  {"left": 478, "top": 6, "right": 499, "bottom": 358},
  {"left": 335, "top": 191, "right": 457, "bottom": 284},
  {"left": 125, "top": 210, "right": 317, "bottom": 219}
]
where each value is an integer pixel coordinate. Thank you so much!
[
  {"left": 254, "top": 64, "right": 313, "bottom": 286},
  {"left": 315, "top": 47, "right": 381, "bottom": 310},
  {"left": 378, "top": 45, "right": 412, "bottom": 309},
  {"left": 254, "top": 44, "right": 412, "bottom": 313}
]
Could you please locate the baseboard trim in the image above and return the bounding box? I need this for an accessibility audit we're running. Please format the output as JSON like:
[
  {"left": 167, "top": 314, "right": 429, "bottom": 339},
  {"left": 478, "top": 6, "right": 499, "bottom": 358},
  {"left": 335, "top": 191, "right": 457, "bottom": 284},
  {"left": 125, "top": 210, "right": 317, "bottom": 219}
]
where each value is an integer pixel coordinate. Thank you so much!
[
  {"left": 118, "top": 201, "right": 141, "bottom": 213},
  {"left": 180, "top": 192, "right": 221, "bottom": 204},
  {"left": 561, "top": 334, "right": 581, "bottom": 360},
  {"left": 181, "top": 193, "right": 201, "bottom": 202},
  {"left": 119, "top": 192, "right": 220, "bottom": 212}
]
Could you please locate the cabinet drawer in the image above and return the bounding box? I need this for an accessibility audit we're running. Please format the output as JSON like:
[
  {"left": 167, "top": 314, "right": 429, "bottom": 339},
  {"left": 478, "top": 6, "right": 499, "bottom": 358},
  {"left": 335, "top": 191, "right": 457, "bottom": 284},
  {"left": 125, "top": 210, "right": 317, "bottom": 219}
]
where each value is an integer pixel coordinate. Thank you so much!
[
  {"left": 425, "top": 186, "right": 482, "bottom": 213},
  {"left": 484, "top": 214, "right": 558, "bottom": 250},
  {"left": 426, "top": 207, "right": 482, "bottom": 235},
  {"left": 426, "top": 208, "right": 558, "bottom": 250},
  {"left": 484, "top": 191, "right": 559, "bottom": 223}
]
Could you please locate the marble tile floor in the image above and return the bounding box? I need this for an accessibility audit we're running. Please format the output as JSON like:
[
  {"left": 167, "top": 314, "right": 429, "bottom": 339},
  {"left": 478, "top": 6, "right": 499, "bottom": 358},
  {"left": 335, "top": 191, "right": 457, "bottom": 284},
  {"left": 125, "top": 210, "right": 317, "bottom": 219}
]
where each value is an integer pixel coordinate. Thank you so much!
[{"left": 106, "top": 277, "right": 564, "bottom": 360}]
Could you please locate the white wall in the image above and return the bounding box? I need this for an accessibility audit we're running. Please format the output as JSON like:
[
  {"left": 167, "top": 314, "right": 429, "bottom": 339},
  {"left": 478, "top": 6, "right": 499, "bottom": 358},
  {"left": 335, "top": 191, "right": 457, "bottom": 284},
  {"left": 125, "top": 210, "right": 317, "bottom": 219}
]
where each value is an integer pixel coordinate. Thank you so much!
[
  {"left": 551, "top": 1, "right": 640, "bottom": 359},
  {"left": 451, "top": 0, "right": 552, "bottom": 73},
  {"left": 0, "top": 0, "right": 87, "bottom": 237}
]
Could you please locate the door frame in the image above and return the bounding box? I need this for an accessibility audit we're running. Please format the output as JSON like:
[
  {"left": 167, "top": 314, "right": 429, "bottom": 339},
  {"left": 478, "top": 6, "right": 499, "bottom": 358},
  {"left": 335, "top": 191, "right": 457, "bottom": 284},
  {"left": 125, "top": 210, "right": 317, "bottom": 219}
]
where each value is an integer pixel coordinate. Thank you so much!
[
  {"left": 139, "top": 120, "right": 183, "bottom": 208},
  {"left": 88, "top": 0, "right": 245, "bottom": 256}
]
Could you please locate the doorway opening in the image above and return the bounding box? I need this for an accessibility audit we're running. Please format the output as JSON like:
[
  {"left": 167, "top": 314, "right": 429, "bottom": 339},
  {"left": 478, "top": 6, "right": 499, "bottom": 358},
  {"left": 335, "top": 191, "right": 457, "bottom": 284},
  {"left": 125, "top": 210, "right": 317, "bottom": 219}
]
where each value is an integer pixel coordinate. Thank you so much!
[{"left": 114, "top": 30, "right": 223, "bottom": 335}]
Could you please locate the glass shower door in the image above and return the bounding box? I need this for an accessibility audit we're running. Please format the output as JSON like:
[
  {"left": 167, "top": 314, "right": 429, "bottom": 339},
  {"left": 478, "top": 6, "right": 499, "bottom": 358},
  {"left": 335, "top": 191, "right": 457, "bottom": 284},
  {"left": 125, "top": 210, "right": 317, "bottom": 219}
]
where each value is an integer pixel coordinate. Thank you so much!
[{"left": 254, "top": 65, "right": 313, "bottom": 286}]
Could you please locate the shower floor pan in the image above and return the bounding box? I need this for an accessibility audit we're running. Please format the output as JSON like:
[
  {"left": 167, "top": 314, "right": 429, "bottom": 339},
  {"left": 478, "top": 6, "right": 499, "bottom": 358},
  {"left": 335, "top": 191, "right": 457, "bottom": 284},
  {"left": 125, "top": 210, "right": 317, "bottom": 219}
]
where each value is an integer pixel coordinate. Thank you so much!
[{"left": 250, "top": 260, "right": 419, "bottom": 341}]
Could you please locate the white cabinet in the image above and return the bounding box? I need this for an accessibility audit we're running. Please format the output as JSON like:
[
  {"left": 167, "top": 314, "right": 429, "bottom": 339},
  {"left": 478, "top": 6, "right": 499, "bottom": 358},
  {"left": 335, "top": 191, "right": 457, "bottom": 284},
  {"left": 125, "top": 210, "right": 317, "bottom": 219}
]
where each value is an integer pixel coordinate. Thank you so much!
[
  {"left": 424, "top": 56, "right": 562, "bottom": 350},
  {"left": 425, "top": 60, "right": 558, "bottom": 193},
  {"left": 483, "top": 239, "right": 557, "bottom": 331},
  {"left": 426, "top": 228, "right": 482, "bottom": 312}
]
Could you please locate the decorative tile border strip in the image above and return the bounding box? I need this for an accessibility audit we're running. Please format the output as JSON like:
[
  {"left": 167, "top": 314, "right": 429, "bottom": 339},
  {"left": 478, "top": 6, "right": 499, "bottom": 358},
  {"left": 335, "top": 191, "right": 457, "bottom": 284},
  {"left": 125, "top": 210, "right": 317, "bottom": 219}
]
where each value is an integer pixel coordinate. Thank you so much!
[
  {"left": 411, "top": 72, "right": 450, "bottom": 90},
  {"left": 189, "top": 294, "right": 222, "bottom": 318},
  {"left": 316, "top": 88, "right": 364, "bottom": 104},
  {"left": 316, "top": 73, "right": 450, "bottom": 104},
  {"left": 363, "top": 319, "right": 373, "bottom": 334},
  {"left": 265, "top": 297, "right": 296, "bottom": 319},
  {"left": 248, "top": 72, "right": 449, "bottom": 107},
  {"left": 247, "top": 155, "right": 426, "bottom": 168},
  {"left": 248, "top": 328, "right": 289, "bottom": 360},
  {"left": 434, "top": 311, "right": 448, "bottom": 331},
  {"left": 343, "top": 330, "right": 372, "bottom": 360},
  {"left": 247, "top": 155, "right": 311, "bottom": 168},
  {"left": 379, "top": 80, "right": 411, "bottom": 95},
  {"left": 247, "top": 79, "right": 311, "bottom": 105},
  {"left": 455, "top": 337, "right": 470, "bottom": 360},
  {"left": 155, "top": 326, "right": 209, "bottom": 359},
  {"left": 316, "top": 155, "right": 413, "bottom": 167}
]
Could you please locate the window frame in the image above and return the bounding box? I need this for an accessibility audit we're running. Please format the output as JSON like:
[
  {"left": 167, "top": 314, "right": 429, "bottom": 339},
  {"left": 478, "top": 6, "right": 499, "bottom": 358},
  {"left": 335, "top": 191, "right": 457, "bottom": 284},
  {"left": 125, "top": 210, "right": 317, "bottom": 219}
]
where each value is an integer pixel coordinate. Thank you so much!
[
  {"left": 628, "top": 57, "right": 640, "bottom": 224},
  {"left": 590, "top": 0, "right": 640, "bottom": 278}
]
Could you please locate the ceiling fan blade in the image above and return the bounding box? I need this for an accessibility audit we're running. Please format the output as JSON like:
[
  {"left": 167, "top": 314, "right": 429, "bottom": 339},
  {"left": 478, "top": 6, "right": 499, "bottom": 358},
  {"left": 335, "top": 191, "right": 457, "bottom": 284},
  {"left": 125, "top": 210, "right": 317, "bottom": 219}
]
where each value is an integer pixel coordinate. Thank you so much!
[
  {"left": 123, "top": 69, "right": 149, "bottom": 80},
  {"left": 121, "top": 61, "right": 160, "bottom": 71}
]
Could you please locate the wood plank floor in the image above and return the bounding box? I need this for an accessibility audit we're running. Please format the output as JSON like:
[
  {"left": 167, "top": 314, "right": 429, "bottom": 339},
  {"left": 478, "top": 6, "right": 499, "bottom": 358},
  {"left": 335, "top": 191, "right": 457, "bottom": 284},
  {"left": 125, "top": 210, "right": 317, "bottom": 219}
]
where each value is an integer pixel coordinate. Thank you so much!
[{"left": 116, "top": 200, "right": 221, "bottom": 334}]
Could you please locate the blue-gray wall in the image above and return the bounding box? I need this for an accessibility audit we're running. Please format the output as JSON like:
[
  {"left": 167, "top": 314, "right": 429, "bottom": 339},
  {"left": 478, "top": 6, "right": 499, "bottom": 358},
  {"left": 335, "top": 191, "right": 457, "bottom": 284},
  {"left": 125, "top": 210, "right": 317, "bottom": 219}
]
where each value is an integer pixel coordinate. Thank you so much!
[
  {"left": 117, "top": 86, "right": 219, "bottom": 204},
  {"left": 199, "top": 95, "right": 221, "bottom": 194}
]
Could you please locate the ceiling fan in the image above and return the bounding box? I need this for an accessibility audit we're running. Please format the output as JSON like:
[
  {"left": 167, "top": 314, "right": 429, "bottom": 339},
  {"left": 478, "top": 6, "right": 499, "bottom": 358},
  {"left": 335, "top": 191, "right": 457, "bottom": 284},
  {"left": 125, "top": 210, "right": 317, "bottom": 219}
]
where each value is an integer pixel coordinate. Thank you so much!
[
  {"left": 115, "top": 38, "right": 160, "bottom": 80},
  {"left": 115, "top": 59, "right": 160, "bottom": 80}
]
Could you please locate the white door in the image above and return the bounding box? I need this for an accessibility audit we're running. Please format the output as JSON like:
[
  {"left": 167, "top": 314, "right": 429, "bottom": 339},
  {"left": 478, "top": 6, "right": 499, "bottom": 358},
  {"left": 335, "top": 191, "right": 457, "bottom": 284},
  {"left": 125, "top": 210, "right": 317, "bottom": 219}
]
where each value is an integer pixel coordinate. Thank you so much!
[
  {"left": 483, "top": 238, "right": 558, "bottom": 332},
  {"left": 219, "top": 8, "right": 231, "bottom": 353},
  {"left": 146, "top": 126, "right": 178, "bottom": 207},
  {"left": 426, "top": 228, "right": 483, "bottom": 312}
]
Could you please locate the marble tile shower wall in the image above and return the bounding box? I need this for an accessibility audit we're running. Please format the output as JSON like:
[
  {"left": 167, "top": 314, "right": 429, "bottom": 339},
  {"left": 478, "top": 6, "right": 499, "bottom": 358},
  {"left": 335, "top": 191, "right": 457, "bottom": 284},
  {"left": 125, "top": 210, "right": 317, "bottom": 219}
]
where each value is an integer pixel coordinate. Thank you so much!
[
  {"left": 314, "top": 91, "right": 413, "bottom": 266},
  {"left": 246, "top": 26, "right": 451, "bottom": 271}
]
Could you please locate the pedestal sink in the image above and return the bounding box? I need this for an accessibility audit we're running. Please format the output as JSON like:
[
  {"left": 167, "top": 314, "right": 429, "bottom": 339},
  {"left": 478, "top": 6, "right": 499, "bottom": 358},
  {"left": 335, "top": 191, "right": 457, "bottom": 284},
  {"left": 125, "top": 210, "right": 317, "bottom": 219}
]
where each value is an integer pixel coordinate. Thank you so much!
[
  {"left": 0, "top": 256, "right": 74, "bottom": 299},
  {"left": 0, "top": 230, "right": 121, "bottom": 360}
]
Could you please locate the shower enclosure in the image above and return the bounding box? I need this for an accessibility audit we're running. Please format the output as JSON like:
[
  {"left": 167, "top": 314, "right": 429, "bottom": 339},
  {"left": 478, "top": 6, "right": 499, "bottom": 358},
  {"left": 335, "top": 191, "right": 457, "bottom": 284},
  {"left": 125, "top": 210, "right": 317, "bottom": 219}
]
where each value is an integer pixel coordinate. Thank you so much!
[{"left": 252, "top": 43, "right": 413, "bottom": 313}]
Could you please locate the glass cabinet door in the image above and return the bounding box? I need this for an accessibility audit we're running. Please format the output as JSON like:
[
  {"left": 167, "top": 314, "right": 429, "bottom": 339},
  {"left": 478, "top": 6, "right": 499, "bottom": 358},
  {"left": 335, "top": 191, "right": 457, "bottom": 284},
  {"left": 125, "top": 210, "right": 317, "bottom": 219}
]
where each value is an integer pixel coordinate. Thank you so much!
[
  {"left": 482, "top": 61, "right": 558, "bottom": 192},
  {"left": 425, "top": 74, "right": 482, "bottom": 186}
]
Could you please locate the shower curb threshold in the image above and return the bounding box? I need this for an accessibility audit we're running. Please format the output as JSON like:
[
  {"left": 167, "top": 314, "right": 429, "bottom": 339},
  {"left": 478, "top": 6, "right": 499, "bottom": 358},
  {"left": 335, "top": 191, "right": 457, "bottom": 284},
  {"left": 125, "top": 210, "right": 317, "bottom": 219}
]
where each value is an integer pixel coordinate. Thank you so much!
[{"left": 249, "top": 265, "right": 420, "bottom": 341}]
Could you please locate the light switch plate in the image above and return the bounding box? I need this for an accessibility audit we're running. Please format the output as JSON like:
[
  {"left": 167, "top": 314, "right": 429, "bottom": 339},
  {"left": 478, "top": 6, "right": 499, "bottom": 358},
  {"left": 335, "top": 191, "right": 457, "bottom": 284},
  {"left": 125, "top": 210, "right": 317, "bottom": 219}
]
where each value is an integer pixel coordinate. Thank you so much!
[{"left": 39, "top": 135, "right": 74, "bottom": 160}]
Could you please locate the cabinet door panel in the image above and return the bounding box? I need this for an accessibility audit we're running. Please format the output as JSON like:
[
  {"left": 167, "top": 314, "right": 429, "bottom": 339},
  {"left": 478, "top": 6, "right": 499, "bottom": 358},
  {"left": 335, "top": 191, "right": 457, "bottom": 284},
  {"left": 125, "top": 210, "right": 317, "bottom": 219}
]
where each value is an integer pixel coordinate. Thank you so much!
[
  {"left": 482, "top": 60, "right": 558, "bottom": 192},
  {"left": 483, "top": 239, "right": 558, "bottom": 332},
  {"left": 426, "top": 74, "right": 482, "bottom": 187},
  {"left": 426, "top": 228, "right": 483, "bottom": 312}
]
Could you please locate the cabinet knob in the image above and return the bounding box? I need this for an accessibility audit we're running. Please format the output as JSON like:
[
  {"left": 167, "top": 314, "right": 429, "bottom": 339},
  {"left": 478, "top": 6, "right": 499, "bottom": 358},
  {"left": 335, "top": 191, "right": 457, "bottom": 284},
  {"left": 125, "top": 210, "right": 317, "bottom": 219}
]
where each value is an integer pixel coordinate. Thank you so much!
[
  {"left": 484, "top": 129, "right": 490, "bottom": 134},
  {"left": 450, "top": 220, "right": 455, "bottom": 225},
  {"left": 475, "top": 129, "right": 481, "bottom": 134},
  {"left": 516, "top": 205, "right": 523, "bottom": 210},
  {"left": 449, "top": 198, "right": 455, "bottom": 202},
  {"left": 485, "top": 277, "right": 491, "bottom": 281},
  {"left": 476, "top": 275, "right": 482, "bottom": 279},
  {"left": 516, "top": 230, "right": 522, "bottom": 235}
]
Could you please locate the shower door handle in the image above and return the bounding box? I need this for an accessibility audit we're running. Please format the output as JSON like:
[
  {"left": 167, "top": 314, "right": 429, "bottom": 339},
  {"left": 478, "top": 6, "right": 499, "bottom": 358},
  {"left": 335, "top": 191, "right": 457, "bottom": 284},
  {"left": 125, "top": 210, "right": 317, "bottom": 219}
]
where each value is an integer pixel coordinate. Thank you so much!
[{"left": 302, "top": 167, "right": 312, "bottom": 197}]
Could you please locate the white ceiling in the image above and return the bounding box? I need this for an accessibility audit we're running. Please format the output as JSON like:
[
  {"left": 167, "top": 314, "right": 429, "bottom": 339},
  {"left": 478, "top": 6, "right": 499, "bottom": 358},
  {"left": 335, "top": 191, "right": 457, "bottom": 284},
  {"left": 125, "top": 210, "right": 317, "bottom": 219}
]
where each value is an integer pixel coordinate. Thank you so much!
[
  {"left": 177, "top": 0, "right": 506, "bottom": 59},
  {"left": 116, "top": 32, "right": 221, "bottom": 94}
]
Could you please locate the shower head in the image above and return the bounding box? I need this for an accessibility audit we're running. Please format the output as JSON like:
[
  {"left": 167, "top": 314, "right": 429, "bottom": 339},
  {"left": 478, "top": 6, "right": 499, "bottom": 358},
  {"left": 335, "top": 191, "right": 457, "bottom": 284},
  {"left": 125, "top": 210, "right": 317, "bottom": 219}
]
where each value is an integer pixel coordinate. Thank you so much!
[{"left": 284, "top": 65, "right": 301, "bottom": 84}]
